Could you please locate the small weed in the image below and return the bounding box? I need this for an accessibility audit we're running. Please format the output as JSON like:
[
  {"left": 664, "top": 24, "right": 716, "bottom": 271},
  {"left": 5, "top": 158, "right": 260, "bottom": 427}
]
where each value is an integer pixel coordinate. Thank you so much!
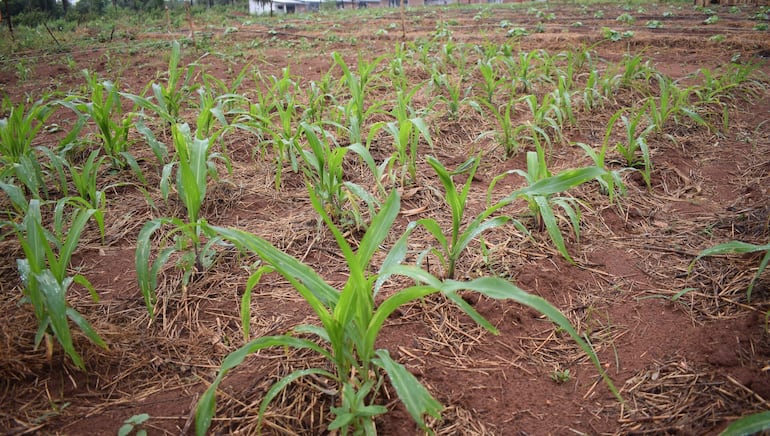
[
  {"left": 646, "top": 20, "right": 663, "bottom": 29},
  {"left": 550, "top": 368, "right": 571, "bottom": 384},
  {"left": 754, "top": 23, "right": 769, "bottom": 31},
  {"left": 118, "top": 414, "right": 150, "bottom": 436},
  {"left": 15, "top": 61, "right": 31, "bottom": 82},
  {"left": 703, "top": 15, "right": 719, "bottom": 25},
  {"left": 507, "top": 27, "right": 529, "bottom": 38},
  {"left": 709, "top": 34, "right": 726, "bottom": 42},
  {"left": 616, "top": 13, "right": 635, "bottom": 24}
]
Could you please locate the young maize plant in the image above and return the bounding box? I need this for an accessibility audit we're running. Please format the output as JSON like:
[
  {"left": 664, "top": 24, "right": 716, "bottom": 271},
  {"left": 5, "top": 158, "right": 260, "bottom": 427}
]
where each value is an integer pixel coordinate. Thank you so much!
[
  {"left": 476, "top": 56, "right": 504, "bottom": 103},
  {"left": 195, "top": 190, "right": 619, "bottom": 435},
  {"left": 12, "top": 199, "right": 107, "bottom": 370},
  {"left": 299, "top": 121, "right": 384, "bottom": 230},
  {"left": 608, "top": 105, "right": 655, "bottom": 188},
  {"left": 645, "top": 76, "right": 706, "bottom": 133},
  {"left": 121, "top": 40, "right": 197, "bottom": 127},
  {"left": 574, "top": 141, "right": 626, "bottom": 203},
  {"left": 489, "top": 153, "right": 606, "bottom": 264},
  {"left": 429, "top": 66, "right": 475, "bottom": 120},
  {"left": 332, "top": 52, "right": 387, "bottom": 147},
  {"left": 409, "top": 155, "right": 515, "bottom": 279},
  {"left": 0, "top": 96, "right": 64, "bottom": 199},
  {"left": 135, "top": 123, "right": 229, "bottom": 317},
  {"left": 193, "top": 68, "right": 251, "bottom": 148},
  {"left": 58, "top": 70, "right": 139, "bottom": 173},
  {"left": 34, "top": 148, "right": 108, "bottom": 228},
  {"left": 367, "top": 92, "right": 433, "bottom": 187},
  {"left": 473, "top": 92, "right": 519, "bottom": 158}
]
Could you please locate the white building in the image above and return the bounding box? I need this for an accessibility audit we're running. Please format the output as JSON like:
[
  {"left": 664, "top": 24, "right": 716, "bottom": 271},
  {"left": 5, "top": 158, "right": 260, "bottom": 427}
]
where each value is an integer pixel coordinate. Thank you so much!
[{"left": 248, "top": 0, "right": 313, "bottom": 15}]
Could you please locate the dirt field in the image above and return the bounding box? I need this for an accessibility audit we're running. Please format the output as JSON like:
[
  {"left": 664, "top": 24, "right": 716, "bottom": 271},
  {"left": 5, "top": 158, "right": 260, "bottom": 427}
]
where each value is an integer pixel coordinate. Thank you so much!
[{"left": 1, "top": 2, "right": 770, "bottom": 434}]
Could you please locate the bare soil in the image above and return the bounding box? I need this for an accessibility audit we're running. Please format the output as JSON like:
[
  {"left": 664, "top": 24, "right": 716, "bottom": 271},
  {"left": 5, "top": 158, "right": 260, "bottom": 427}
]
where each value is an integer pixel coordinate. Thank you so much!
[{"left": 1, "top": 2, "right": 770, "bottom": 435}]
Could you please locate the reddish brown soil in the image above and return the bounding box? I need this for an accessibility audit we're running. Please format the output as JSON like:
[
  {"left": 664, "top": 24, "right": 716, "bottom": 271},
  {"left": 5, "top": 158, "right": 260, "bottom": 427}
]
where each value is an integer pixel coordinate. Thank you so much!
[{"left": 1, "top": 2, "right": 770, "bottom": 435}]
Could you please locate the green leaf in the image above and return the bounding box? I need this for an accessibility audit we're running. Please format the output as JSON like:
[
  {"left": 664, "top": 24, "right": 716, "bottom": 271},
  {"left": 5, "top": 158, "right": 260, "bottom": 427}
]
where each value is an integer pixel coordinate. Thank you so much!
[
  {"left": 691, "top": 240, "right": 770, "bottom": 302},
  {"left": 0, "top": 181, "right": 29, "bottom": 214},
  {"left": 66, "top": 306, "right": 107, "bottom": 350},
  {"left": 720, "top": 411, "right": 770, "bottom": 436},
  {"left": 535, "top": 195, "right": 574, "bottom": 264},
  {"left": 195, "top": 336, "right": 331, "bottom": 436},
  {"left": 441, "top": 276, "right": 621, "bottom": 401},
  {"left": 211, "top": 225, "right": 339, "bottom": 308},
  {"left": 35, "top": 271, "right": 84, "bottom": 370},
  {"left": 117, "top": 424, "right": 133, "bottom": 436},
  {"left": 508, "top": 166, "right": 606, "bottom": 200},
  {"left": 241, "top": 265, "right": 274, "bottom": 342},
  {"left": 356, "top": 191, "right": 400, "bottom": 270},
  {"left": 366, "top": 285, "right": 437, "bottom": 355},
  {"left": 257, "top": 368, "right": 336, "bottom": 432},
  {"left": 694, "top": 241, "right": 770, "bottom": 259},
  {"left": 374, "top": 349, "right": 443, "bottom": 429},
  {"left": 135, "top": 219, "right": 169, "bottom": 317}
]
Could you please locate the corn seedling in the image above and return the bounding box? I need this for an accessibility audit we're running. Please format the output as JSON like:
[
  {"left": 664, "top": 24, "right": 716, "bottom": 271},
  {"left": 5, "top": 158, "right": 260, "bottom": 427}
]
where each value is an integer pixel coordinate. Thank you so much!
[
  {"left": 430, "top": 68, "right": 474, "bottom": 120},
  {"left": 551, "top": 76, "right": 576, "bottom": 128},
  {"left": 367, "top": 91, "right": 432, "bottom": 187},
  {"left": 691, "top": 64, "right": 766, "bottom": 132},
  {"left": 410, "top": 155, "right": 514, "bottom": 279},
  {"left": 195, "top": 190, "right": 619, "bottom": 435},
  {"left": 38, "top": 149, "right": 108, "bottom": 224},
  {"left": 476, "top": 57, "right": 503, "bottom": 103},
  {"left": 607, "top": 105, "right": 654, "bottom": 188},
  {"left": 59, "top": 71, "right": 140, "bottom": 174},
  {"left": 520, "top": 93, "right": 565, "bottom": 149},
  {"left": 501, "top": 49, "right": 538, "bottom": 93},
  {"left": 297, "top": 122, "right": 374, "bottom": 228},
  {"left": 0, "top": 96, "right": 53, "bottom": 166},
  {"left": 445, "top": 42, "right": 472, "bottom": 83},
  {"left": 194, "top": 70, "right": 250, "bottom": 146},
  {"left": 136, "top": 124, "right": 229, "bottom": 316},
  {"left": 302, "top": 70, "right": 337, "bottom": 125},
  {"left": 332, "top": 52, "right": 387, "bottom": 147},
  {"left": 122, "top": 40, "right": 197, "bottom": 126},
  {"left": 490, "top": 153, "right": 605, "bottom": 264},
  {"left": 616, "top": 54, "right": 659, "bottom": 93},
  {"left": 0, "top": 97, "right": 58, "bottom": 198},
  {"left": 581, "top": 70, "right": 607, "bottom": 112},
  {"left": 645, "top": 77, "right": 706, "bottom": 132},
  {"left": 473, "top": 93, "right": 520, "bottom": 158},
  {"left": 690, "top": 240, "right": 770, "bottom": 303},
  {"left": 574, "top": 142, "right": 626, "bottom": 203},
  {"left": 260, "top": 68, "right": 305, "bottom": 188},
  {"left": 12, "top": 198, "right": 107, "bottom": 370}
]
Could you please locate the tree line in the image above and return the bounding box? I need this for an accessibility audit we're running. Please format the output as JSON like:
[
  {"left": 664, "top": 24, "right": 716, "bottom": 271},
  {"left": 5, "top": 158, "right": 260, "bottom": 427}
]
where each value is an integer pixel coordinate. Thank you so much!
[{"left": 2, "top": 0, "right": 245, "bottom": 27}]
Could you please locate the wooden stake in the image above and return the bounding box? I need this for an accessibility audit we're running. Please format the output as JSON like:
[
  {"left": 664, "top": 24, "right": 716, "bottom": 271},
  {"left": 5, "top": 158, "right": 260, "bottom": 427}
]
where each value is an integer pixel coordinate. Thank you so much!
[{"left": 44, "top": 22, "right": 61, "bottom": 48}]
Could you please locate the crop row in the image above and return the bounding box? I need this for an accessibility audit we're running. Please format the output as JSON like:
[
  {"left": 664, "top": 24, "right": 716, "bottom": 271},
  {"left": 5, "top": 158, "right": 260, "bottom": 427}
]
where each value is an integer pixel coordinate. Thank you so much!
[{"left": 1, "top": 36, "right": 766, "bottom": 433}]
